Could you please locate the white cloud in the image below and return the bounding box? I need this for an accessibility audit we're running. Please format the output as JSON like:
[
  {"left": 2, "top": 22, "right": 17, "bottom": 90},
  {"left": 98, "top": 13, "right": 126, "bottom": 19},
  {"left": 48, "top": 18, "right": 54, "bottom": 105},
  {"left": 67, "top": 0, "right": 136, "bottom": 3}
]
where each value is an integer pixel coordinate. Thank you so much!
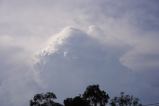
[
  {"left": 120, "top": 32, "right": 159, "bottom": 71},
  {"left": 0, "top": 0, "right": 159, "bottom": 105},
  {"left": 0, "top": 46, "right": 41, "bottom": 106},
  {"left": 35, "top": 27, "right": 134, "bottom": 101}
]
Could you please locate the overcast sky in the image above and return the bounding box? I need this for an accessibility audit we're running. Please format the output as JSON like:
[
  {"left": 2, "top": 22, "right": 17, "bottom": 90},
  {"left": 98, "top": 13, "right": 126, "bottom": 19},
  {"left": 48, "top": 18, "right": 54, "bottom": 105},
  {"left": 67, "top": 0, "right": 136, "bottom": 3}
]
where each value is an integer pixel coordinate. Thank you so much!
[{"left": 0, "top": 0, "right": 159, "bottom": 106}]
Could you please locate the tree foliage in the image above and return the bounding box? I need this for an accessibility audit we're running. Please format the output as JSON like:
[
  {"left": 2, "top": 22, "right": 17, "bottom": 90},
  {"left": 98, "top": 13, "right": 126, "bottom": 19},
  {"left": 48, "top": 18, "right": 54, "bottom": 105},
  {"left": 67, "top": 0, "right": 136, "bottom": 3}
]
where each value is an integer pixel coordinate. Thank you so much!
[
  {"left": 64, "top": 96, "right": 90, "bottom": 106},
  {"left": 30, "top": 85, "right": 142, "bottom": 106},
  {"left": 110, "top": 92, "right": 142, "bottom": 106},
  {"left": 30, "top": 92, "right": 62, "bottom": 106},
  {"left": 83, "top": 85, "right": 110, "bottom": 106}
]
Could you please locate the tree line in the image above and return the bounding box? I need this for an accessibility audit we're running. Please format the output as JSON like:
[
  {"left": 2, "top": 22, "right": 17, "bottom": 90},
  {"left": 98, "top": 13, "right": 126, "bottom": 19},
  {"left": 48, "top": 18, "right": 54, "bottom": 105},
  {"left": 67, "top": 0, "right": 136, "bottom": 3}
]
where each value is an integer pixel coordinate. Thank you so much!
[{"left": 30, "top": 84, "right": 142, "bottom": 106}]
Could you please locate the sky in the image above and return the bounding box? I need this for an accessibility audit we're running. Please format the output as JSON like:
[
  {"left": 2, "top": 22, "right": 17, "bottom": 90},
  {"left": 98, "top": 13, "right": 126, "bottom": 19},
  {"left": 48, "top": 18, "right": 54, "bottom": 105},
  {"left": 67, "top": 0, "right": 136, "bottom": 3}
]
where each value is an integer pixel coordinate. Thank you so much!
[{"left": 0, "top": 0, "right": 159, "bottom": 106}]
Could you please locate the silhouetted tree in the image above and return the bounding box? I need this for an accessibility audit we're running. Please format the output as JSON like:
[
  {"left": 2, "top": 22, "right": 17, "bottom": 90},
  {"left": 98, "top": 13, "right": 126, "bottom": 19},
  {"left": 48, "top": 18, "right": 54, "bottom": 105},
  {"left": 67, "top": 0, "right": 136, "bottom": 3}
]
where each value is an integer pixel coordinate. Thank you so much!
[
  {"left": 30, "top": 92, "right": 62, "bottom": 106},
  {"left": 83, "top": 85, "right": 109, "bottom": 106},
  {"left": 29, "top": 85, "right": 143, "bottom": 106},
  {"left": 64, "top": 96, "right": 90, "bottom": 106},
  {"left": 110, "top": 92, "right": 142, "bottom": 106}
]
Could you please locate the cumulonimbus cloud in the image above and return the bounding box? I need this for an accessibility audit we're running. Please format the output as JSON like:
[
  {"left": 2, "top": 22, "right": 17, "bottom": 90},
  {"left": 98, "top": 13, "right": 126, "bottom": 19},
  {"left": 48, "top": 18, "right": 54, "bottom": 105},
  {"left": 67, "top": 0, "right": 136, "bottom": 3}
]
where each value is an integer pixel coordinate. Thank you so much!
[
  {"left": 35, "top": 25, "right": 159, "bottom": 104},
  {"left": 0, "top": 0, "right": 159, "bottom": 105}
]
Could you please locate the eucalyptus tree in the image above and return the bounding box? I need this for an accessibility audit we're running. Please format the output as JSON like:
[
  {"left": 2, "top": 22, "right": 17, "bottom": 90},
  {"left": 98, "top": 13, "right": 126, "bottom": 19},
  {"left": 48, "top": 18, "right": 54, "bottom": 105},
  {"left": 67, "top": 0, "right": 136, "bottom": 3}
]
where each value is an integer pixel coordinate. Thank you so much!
[
  {"left": 110, "top": 92, "right": 142, "bottom": 106},
  {"left": 30, "top": 92, "right": 62, "bottom": 106},
  {"left": 83, "top": 85, "right": 109, "bottom": 106}
]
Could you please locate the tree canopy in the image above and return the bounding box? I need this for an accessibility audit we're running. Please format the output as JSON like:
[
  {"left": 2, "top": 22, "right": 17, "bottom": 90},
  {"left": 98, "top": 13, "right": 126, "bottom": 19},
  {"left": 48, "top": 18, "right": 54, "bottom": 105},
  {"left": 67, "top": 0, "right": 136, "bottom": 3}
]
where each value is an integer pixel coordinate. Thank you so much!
[
  {"left": 30, "top": 85, "right": 142, "bottom": 106},
  {"left": 83, "top": 85, "right": 109, "bottom": 106},
  {"left": 110, "top": 92, "right": 142, "bottom": 106},
  {"left": 30, "top": 92, "right": 62, "bottom": 106},
  {"left": 64, "top": 96, "right": 90, "bottom": 106}
]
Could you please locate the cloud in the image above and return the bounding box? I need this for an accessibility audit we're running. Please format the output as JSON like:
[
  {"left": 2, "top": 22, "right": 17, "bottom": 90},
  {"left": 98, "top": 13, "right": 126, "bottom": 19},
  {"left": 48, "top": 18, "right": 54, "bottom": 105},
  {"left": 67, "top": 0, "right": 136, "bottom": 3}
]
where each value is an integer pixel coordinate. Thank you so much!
[
  {"left": 0, "top": 36, "right": 43, "bottom": 106},
  {"left": 0, "top": 46, "right": 39, "bottom": 106},
  {"left": 35, "top": 24, "right": 159, "bottom": 104},
  {"left": 0, "top": 0, "right": 159, "bottom": 105},
  {"left": 120, "top": 32, "right": 159, "bottom": 71},
  {"left": 35, "top": 26, "right": 134, "bottom": 101}
]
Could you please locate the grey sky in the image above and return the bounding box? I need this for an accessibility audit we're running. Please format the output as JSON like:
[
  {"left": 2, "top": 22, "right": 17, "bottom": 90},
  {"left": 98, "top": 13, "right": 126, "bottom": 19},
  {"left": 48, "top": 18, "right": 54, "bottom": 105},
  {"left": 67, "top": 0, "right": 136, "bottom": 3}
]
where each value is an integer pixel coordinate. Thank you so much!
[{"left": 0, "top": 0, "right": 159, "bottom": 106}]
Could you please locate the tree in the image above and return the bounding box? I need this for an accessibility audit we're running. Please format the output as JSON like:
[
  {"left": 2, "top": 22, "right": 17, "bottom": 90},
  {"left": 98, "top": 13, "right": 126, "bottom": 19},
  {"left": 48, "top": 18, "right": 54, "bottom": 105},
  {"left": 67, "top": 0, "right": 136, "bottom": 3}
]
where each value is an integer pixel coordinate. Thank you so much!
[
  {"left": 64, "top": 96, "right": 90, "bottom": 106},
  {"left": 30, "top": 92, "right": 62, "bottom": 106},
  {"left": 29, "top": 85, "right": 142, "bottom": 106},
  {"left": 110, "top": 92, "right": 142, "bottom": 106},
  {"left": 83, "top": 85, "right": 109, "bottom": 106}
]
